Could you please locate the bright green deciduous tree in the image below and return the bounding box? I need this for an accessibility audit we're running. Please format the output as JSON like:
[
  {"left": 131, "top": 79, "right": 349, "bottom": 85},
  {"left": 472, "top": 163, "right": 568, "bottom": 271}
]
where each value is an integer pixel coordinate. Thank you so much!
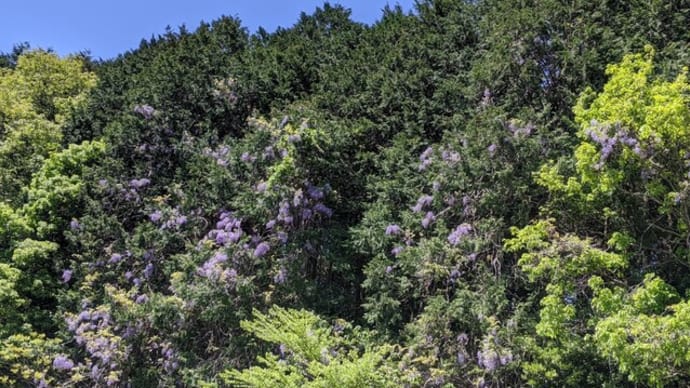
[
  {"left": 0, "top": 51, "right": 96, "bottom": 204},
  {"left": 509, "top": 49, "right": 690, "bottom": 386}
]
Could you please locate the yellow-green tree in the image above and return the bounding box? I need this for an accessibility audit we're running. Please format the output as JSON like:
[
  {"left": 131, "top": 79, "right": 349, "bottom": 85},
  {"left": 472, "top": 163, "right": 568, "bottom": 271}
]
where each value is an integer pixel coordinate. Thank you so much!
[
  {"left": 0, "top": 50, "right": 96, "bottom": 204},
  {"left": 508, "top": 48, "right": 690, "bottom": 386}
]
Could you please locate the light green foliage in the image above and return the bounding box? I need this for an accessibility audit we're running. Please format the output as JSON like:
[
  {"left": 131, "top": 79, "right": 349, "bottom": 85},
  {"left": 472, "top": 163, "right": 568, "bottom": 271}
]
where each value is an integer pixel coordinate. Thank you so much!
[
  {"left": 22, "top": 140, "right": 105, "bottom": 237},
  {"left": 0, "top": 51, "right": 96, "bottom": 203},
  {"left": 0, "top": 331, "right": 61, "bottom": 386},
  {"left": 538, "top": 48, "right": 690, "bottom": 218},
  {"left": 591, "top": 274, "right": 690, "bottom": 386},
  {"left": 0, "top": 203, "right": 30, "bottom": 258},
  {"left": 0, "top": 263, "right": 24, "bottom": 334},
  {"left": 505, "top": 220, "right": 628, "bottom": 283},
  {"left": 220, "top": 306, "right": 401, "bottom": 387},
  {"left": 0, "top": 50, "right": 97, "bottom": 123},
  {"left": 511, "top": 49, "right": 690, "bottom": 385},
  {"left": 505, "top": 219, "right": 628, "bottom": 385},
  {"left": 0, "top": 140, "right": 104, "bottom": 337}
]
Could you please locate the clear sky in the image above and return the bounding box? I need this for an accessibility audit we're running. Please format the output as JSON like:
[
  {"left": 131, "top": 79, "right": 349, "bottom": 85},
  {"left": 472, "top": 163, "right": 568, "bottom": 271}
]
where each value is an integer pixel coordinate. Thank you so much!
[{"left": 0, "top": 1, "right": 415, "bottom": 60}]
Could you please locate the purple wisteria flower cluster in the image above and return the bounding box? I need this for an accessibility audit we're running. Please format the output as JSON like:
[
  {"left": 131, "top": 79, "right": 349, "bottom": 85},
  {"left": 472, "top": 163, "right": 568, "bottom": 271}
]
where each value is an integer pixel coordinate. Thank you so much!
[
  {"left": 148, "top": 207, "right": 188, "bottom": 230},
  {"left": 448, "top": 223, "right": 472, "bottom": 246},
  {"left": 586, "top": 121, "right": 641, "bottom": 169},
  {"left": 507, "top": 119, "right": 535, "bottom": 138},
  {"left": 419, "top": 146, "right": 434, "bottom": 171},
  {"left": 129, "top": 178, "right": 151, "bottom": 189},
  {"left": 203, "top": 145, "right": 231, "bottom": 166},
  {"left": 477, "top": 348, "right": 513, "bottom": 372},
  {"left": 267, "top": 183, "right": 333, "bottom": 230},
  {"left": 133, "top": 104, "right": 156, "bottom": 120},
  {"left": 441, "top": 149, "right": 461, "bottom": 165},
  {"left": 412, "top": 194, "right": 434, "bottom": 213},
  {"left": 476, "top": 326, "right": 514, "bottom": 373},
  {"left": 207, "top": 211, "right": 243, "bottom": 247},
  {"left": 64, "top": 305, "right": 127, "bottom": 386}
]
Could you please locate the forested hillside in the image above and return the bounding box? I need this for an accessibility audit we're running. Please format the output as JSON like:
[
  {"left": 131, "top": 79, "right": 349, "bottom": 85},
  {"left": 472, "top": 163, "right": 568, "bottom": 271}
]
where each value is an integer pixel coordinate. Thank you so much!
[{"left": 3, "top": 1, "right": 690, "bottom": 386}]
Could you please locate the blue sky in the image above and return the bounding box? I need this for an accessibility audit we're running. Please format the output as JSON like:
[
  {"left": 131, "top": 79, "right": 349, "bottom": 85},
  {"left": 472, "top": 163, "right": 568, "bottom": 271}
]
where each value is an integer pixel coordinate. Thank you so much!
[{"left": 1, "top": 1, "right": 415, "bottom": 60}]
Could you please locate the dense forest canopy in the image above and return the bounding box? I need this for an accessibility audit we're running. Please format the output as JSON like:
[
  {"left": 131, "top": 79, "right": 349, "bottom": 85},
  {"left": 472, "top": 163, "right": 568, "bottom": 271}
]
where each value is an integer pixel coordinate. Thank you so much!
[{"left": 3, "top": 1, "right": 690, "bottom": 386}]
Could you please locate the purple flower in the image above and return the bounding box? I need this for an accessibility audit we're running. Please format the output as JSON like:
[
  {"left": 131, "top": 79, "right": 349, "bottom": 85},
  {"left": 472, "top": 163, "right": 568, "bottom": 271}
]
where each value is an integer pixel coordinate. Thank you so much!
[
  {"left": 448, "top": 223, "right": 472, "bottom": 245},
  {"left": 457, "top": 333, "right": 469, "bottom": 345},
  {"left": 213, "top": 252, "right": 228, "bottom": 263},
  {"left": 418, "top": 158, "right": 433, "bottom": 171},
  {"left": 301, "top": 208, "right": 313, "bottom": 220},
  {"left": 421, "top": 211, "right": 436, "bottom": 228},
  {"left": 77, "top": 310, "right": 91, "bottom": 321},
  {"left": 509, "top": 121, "right": 535, "bottom": 137},
  {"left": 198, "top": 251, "right": 229, "bottom": 279},
  {"left": 307, "top": 186, "right": 324, "bottom": 200},
  {"left": 223, "top": 268, "right": 238, "bottom": 282},
  {"left": 277, "top": 232, "right": 288, "bottom": 244},
  {"left": 265, "top": 219, "right": 276, "bottom": 229},
  {"left": 254, "top": 242, "right": 270, "bottom": 257},
  {"left": 61, "top": 269, "right": 73, "bottom": 283},
  {"left": 69, "top": 219, "right": 81, "bottom": 230},
  {"left": 385, "top": 224, "right": 402, "bottom": 235},
  {"left": 313, "top": 203, "right": 333, "bottom": 217},
  {"left": 144, "top": 263, "right": 154, "bottom": 279},
  {"left": 287, "top": 134, "right": 301, "bottom": 143},
  {"left": 633, "top": 144, "right": 644, "bottom": 156},
  {"left": 108, "top": 253, "right": 123, "bottom": 264},
  {"left": 478, "top": 350, "right": 499, "bottom": 371},
  {"left": 587, "top": 128, "right": 604, "bottom": 144},
  {"left": 488, "top": 144, "right": 497, "bottom": 156},
  {"left": 135, "top": 294, "right": 149, "bottom": 304},
  {"left": 442, "top": 150, "right": 461, "bottom": 164},
  {"left": 418, "top": 146, "right": 434, "bottom": 170},
  {"left": 240, "top": 152, "right": 254, "bottom": 162},
  {"left": 412, "top": 195, "right": 433, "bottom": 213},
  {"left": 149, "top": 210, "right": 163, "bottom": 223},
  {"left": 215, "top": 230, "right": 230, "bottom": 245},
  {"left": 278, "top": 201, "right": 291, "bottom": 220},
  {"left": 133, "top": 104, "right": 155, "bottom": 119},
  {"left": 227, "top": 228, "right": 243, "bottom": 243},
  {"left": 419, "top": 146, "right": 433, "bottom": 161},
  {"left": 53, "top": 355, "right": 74, "bottom": 371},
  {"left": 129, "top": 178, "right": 151, "bottom": 189},
  {"left": 217, "top": 217, "right": 230, "bottom": 230},
  {"left": 385, "top": 265, "right": 393, "bottom": 274},
  {"left": 601, "top": 143, "right": 614, "bottom": 161},
  {"left": 391, "top": 246, "right": 404, "bottom": 256},
  {"left": 449, "top": 268, "right": 462, "bottom": 284},
  {"left": 482, "top": 88, "right": 492, "bottom": 106},
  {"left": 256, "top": 182, "right": 268, "bottom": 192},
  {"left": 175, "top": 215, "right": 187, "bottom": 226},
  {"left": 274, "top": 268, "right": 287, "bottom": 284}
]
